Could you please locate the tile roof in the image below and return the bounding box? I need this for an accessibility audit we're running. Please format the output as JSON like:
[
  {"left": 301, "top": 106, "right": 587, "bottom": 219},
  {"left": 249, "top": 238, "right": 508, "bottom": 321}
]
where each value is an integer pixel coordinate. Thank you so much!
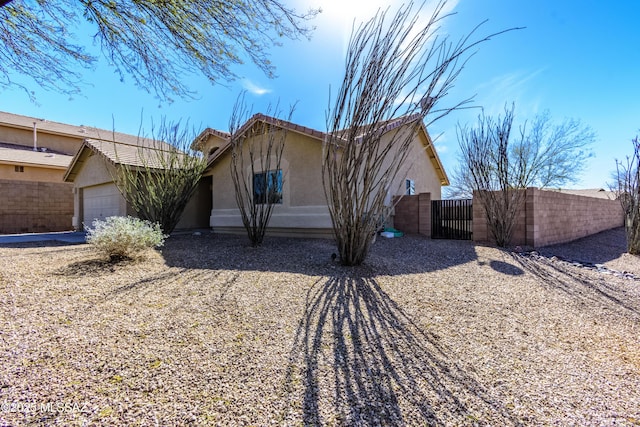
[
  {"left": 0, "top": 142, "right": 72, "bottom": 169},
  {"left": 64, "top": 137, "right": 198, "bottom": 182},
  {"left": 0, "top": 110, "right": 143, "bottom": 145},
  {"left": 203, "top": 113, "right": 449, "bottom": 185},
  {"left": 204, "top": 113, "right": 326, "bottom": 166},
  {"left": 199, "top": 113, "right": 423, "bottom": 152},
  {"left": 240, "top": 113, "right": 327, "bottom": 140},
  {"left": 192, "top": 128, "right": 231, "bottom": 150},
  {"left": 84, "top": 139, "right": 182, "bottom": 169}
]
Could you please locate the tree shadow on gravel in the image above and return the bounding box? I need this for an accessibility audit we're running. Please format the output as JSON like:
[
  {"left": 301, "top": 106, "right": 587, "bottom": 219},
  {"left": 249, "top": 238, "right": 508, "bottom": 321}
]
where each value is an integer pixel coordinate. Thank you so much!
[
  {"left": 512, "top": 252, "right": 640, "bottom": 318},
  {"left": 160, "top": 233, "right": 479, "bottom": 276},
  {"left": 489, "top": 260, "right": 524, "bottom": 276},
  {"left": 282, "top": 274, "right": 522, "bottom": 426},
  {"left": 102, "top": 268, "right": 238, "bottom": 304},
  {"left": 536, "top": 227, "right": 628, "bottom": 265}
]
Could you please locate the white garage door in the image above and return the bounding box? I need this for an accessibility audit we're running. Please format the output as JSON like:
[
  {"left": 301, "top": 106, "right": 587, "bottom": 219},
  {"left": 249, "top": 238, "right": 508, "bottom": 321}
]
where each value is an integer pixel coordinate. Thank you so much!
[{"left": 82, "top": 184, "right": 123, "bottom": 228}]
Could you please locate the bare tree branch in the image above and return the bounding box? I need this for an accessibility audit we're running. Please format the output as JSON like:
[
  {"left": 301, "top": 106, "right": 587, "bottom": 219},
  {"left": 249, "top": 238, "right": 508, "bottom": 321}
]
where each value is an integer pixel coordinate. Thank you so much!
[
  {"left": 113, "top": 119, "right": 208, "bottom": 234},
  {"left": 613, "top": 135, "right": 640, "bottom": 254},
  {"left": 323, "top": 0, "right": 516, "bottom": 265},
  {"left": 0, "top": 0, "right": 318, "bottom": 100},
  {"left": 229, "top": 94, "right": 293, "bottom": 246},
  {"left": 456, "top": 104, "right": 595, "bottom": 246}
]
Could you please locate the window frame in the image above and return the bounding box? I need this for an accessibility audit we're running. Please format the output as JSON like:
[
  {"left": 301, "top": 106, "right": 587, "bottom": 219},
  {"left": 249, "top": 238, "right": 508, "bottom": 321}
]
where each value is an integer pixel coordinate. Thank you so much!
[
  {"left": 405, "top": 178, "right": 415, "bottom": 195},
  {"left": 253, "top": 169, "right": 283, "bottom": 205}
]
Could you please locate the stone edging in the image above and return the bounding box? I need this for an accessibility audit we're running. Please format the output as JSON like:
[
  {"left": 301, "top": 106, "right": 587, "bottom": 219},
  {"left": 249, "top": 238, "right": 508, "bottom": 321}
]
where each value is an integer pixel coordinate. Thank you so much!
[{"left": 517, "top": 250, "right": 640, "bottom": 281}]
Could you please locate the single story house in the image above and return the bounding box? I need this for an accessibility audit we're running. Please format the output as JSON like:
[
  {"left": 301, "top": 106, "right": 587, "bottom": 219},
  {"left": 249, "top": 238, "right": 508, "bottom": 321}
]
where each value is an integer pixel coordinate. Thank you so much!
[
  {"left": 196, "top": 113, "right": 448, "bottom": 238},
  {"left": 64, "top": 138, "right": 211, "bottom": 230},
  {"left": 62, "top": 113, "right": 447, "bottom": 237}
]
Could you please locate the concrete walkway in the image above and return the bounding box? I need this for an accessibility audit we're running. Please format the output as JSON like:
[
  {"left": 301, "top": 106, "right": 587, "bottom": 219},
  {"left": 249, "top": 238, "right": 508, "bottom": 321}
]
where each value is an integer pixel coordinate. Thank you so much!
[{"left": 0, "top": 231, "right": 86, "bottom": 245}]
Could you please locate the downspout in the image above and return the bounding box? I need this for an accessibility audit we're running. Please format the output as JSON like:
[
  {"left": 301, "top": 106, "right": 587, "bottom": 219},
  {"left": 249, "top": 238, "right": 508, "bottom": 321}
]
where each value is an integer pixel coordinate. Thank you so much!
[{"left": 33, "top": 121, "right": 37, "bottom": 151}]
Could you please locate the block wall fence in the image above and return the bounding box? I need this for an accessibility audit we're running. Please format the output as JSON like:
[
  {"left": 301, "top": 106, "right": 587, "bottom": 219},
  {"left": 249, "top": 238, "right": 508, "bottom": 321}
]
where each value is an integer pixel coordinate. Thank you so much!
[
  {"left": 473, "top": 187, "right": 624, "bottom": 247},
  {"left": 392, "top": 193, "right": 431, "bottom": 237},
  {"left": 392, "top": 188, "right": 623, "bottom": 248},
  {"left": 0, "top": 179, "right": 74, "bottom": 233}
]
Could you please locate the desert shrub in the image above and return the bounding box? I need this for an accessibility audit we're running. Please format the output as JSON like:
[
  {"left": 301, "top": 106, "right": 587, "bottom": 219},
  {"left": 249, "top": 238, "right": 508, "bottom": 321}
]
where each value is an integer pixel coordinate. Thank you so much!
[{"left": 85, "top": 216, "right": 166, "bottom": 260}]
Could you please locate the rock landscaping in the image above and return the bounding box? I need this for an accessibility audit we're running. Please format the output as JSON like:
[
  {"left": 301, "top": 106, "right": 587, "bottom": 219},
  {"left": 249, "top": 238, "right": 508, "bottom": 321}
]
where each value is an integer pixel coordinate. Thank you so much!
[
  {"left": 0, "top": 227, "right": 638, "bottom": 426},
  {"left": 520, "top": 251, "right": 640, "bottom": 280}
]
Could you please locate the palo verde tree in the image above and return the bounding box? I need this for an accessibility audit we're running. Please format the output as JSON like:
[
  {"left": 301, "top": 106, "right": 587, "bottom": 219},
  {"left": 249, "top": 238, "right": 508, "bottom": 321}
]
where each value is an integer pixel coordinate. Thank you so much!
[
  {"left": 613, "top": 135, "right": 640, "bottom": 254},
  {"left": 457, "top": 104, "right": 595, "bottom": 246},
  {"left": 114, "top": 120, "right": 208, "bottom": 234},
  {"left": 0, "top": 0, "right": 318, "bottom": 100},
  {"left": 323, "top": 0, "right": 515, "bottom": 266},
  {"left": 229, "top": 96, "right": 293, "bottom": 246}
]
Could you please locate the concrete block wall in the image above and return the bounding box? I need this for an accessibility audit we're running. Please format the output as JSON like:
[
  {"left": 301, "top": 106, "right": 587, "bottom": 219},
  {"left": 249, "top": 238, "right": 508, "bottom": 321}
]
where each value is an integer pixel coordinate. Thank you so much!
[
  {"left": 0, "top": 179, "right": 74, "bottom": 233},
  {"left": 472, "top": 190, "right": 527, "bottom": 245},
  {"left": 527, "top": 188, "right": 624, "bottom": 247},
  {"left": 472, "top": 196, "right": 488, "bottom": 242},
  {"left": 473, "top": 188, "right": 624, "bottom": 247},
  {"left": 417, "top": 193, "right": 432, "bottom": 236},
  {"left": 392, "top": 193, "right": 431, "bottom": 236}
]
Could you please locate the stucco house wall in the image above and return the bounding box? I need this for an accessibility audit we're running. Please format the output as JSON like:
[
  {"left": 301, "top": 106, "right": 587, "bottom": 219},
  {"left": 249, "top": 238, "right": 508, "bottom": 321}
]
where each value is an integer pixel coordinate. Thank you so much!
[
  {"left": 0, "top": 163, "right": 66, "bottom": 182},
  {"left": 175, "top": 177, "right": 213, "bottom": 230},
  {"left": 382, "top": 123, "right": 444, "bottom": 201},
  {"left": 0, "top": 125, "right": 83, "bottom": 155},
  {"left": 204, "top": 114, "right": 447, "bottom": 238},
  {"left": 66, "top": 141, "right": 211, "bottom": 231},
  {"left": 206, "top": 129, "right": 334, "bottom": 238}
]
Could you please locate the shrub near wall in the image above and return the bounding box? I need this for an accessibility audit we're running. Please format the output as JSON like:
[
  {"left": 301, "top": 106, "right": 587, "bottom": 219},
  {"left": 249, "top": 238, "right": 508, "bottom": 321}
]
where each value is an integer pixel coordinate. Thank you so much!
[{"left": 0, "top": 179, "right": 73, "bottom": 233}]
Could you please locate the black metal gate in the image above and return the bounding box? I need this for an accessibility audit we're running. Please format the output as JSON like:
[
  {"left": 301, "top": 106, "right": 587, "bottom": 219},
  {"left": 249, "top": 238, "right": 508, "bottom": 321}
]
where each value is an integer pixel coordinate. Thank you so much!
[{"left": 431, "top": 199, "right": 473, "bottom": 240}]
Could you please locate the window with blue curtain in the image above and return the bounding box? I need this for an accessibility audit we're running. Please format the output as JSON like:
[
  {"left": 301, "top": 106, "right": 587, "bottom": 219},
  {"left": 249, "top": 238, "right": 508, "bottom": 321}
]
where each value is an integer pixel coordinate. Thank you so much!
[{"left": 253, "top": 169, "right": 283, "bottom": 204}]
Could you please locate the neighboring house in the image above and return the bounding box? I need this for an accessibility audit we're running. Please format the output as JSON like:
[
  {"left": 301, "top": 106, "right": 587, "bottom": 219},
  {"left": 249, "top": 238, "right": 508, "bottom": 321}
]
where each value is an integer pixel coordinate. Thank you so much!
[
  {"left": 0, "top": 111, "right": 109, "bottom": 233},
  {"left": 64, "top": 139, "right": 211, "bottom": 230},
  {"left": 549, "top": 188, "right": 617, "bottom": 200},
  {"left": 196, "top": 113, "right": 448, "bottom": 238}
]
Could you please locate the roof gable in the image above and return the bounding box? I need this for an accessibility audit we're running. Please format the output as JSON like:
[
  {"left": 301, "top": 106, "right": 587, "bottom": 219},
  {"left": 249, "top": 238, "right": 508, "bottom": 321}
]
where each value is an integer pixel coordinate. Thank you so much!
[
  {"left": 203, "top": 113, "right": 448, "bottom": 185},
  {"left": 416, "top": 121, "right": 449, "bottom": 186},
  {"left": 64, "top": 137, "right": 190, "bottom": 182}
]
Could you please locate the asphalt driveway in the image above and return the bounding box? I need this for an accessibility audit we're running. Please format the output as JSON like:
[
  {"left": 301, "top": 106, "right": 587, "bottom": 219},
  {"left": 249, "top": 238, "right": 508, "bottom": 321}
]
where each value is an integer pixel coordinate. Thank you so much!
[{"left": 0, "top": 231, "right": 86, "bottom": 245}]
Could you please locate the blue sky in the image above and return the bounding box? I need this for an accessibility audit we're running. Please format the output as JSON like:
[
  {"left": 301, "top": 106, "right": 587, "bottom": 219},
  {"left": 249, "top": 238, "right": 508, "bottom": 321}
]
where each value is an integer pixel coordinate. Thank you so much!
[{"left": 4, "top": 0, "right": 640, "bottom": 191}]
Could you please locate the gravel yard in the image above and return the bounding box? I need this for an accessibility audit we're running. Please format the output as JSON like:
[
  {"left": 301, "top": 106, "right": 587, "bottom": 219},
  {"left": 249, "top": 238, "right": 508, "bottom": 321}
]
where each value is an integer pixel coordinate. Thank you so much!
[{"left": 1, "top": 227, "right": 639, "bottom": 426}]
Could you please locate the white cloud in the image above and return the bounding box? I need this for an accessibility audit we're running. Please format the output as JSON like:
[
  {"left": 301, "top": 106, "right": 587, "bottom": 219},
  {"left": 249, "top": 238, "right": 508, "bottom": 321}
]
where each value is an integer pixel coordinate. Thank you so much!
[
  {"left": 474, "top": 68, "right": 547, "bottom": 116},
  {"left": 435, "top": 143, "right": 448, "bottom": 154},
  {"left": 431, "top": 131, "right": 449, "bottom": 153},
  {"left": 241, "top": 79, "right": 272, "bottom": 96}
]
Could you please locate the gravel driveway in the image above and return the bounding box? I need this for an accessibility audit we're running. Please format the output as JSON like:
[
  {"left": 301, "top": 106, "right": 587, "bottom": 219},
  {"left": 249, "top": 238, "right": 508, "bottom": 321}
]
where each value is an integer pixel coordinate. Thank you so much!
[{"left": 1, "top": 227, "right": 639, "bottom": 426}]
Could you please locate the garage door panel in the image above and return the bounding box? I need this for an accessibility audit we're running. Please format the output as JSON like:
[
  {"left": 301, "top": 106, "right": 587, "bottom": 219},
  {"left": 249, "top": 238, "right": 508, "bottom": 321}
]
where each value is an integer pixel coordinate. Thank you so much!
[{"left": 82, "top": 184, "right": 123, "bottom": 227}]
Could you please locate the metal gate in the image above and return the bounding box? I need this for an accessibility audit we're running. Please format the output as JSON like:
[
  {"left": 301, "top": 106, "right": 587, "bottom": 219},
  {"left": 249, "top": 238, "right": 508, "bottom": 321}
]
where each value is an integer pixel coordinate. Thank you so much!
[{"left": 431, "top": 199, "right": 473, "bottom": 239}]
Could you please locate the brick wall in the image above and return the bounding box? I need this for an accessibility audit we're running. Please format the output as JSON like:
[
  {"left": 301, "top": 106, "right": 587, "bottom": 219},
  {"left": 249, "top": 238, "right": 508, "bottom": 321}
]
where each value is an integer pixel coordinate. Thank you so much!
[
  {"left": 525, "top": 188, "right": 624, "bottom": 247},
  {"left": 392, "top": 193, "right": 431, "bottom": 236},
  {"left": 472, "top": 190, "right": 528, "bottom": 244},
  {"left": 473, "top": 188, "right": 624, "bottom": 247},
  {"left": 0, "top": 179, "right": 74, "bottom": 233}
]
